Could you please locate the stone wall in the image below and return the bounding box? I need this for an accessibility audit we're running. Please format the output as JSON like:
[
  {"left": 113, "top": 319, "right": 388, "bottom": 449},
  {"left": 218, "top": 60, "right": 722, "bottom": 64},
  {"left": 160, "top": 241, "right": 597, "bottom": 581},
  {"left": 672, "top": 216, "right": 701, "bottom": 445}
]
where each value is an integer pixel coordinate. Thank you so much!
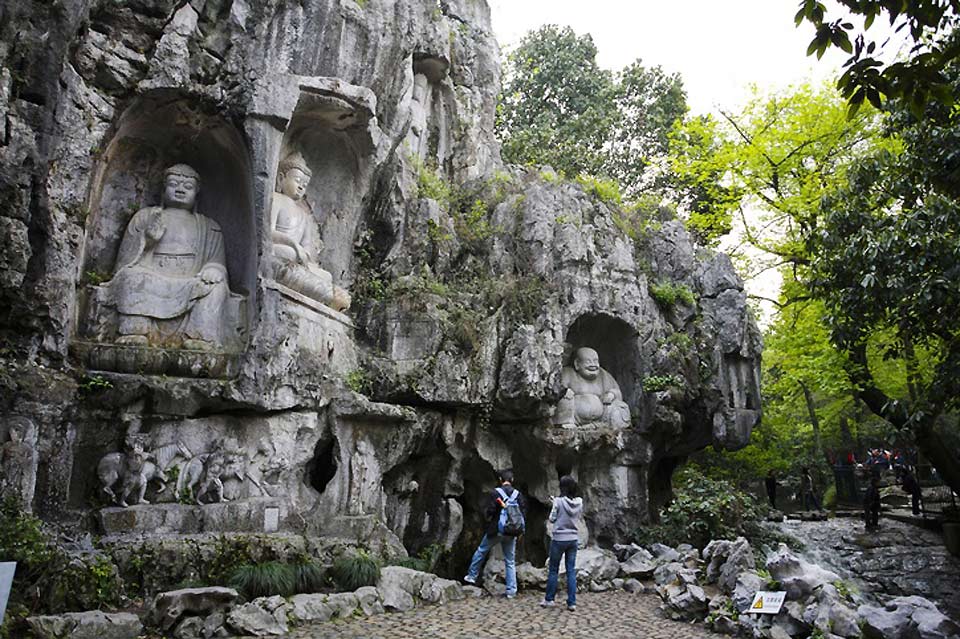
[{"left": 0, "top": 0, "right": 760, "bottom": 564}]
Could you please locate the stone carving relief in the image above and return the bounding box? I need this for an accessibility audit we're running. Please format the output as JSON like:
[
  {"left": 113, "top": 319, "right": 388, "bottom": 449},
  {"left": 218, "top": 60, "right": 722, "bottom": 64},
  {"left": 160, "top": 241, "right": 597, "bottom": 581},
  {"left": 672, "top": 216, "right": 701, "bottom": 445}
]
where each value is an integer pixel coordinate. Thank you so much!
[
  {"left": 552, "top": 347, "right": 631, "bottom": 429},
  {"left": 97, "top": 436, "right": 186, "bottom": 507},
  {"left": 347, "top": 438, "right": 382, "bottom": 516},
  {"left": 270, "top": 151, "right": 350, "bottom": 312},
  {"left": 0, "top": 417, "right": 38, "bottom": 511},
  {"left": 91, "top": 164, "right": 247, "bottom": 351}
]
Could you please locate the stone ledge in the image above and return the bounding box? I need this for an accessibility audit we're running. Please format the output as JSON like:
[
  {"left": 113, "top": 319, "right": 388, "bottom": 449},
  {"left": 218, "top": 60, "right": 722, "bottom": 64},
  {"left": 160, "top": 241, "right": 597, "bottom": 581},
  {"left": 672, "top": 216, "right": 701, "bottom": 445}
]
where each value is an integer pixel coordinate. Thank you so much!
[
  {"left": 266, "top": 280, "right": 355, "bottom": 328},
  {"left": 72, "top": 340, "right": 240, "bottom": 379},
  {"left": 98, "top": 498, "right": 288, "bottom": 536}
]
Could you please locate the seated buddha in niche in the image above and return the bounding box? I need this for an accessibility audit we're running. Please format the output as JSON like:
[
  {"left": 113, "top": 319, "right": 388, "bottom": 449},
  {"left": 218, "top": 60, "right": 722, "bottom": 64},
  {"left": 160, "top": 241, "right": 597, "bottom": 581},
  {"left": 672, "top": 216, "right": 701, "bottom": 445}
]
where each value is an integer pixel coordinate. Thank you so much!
[
  {"left": 552, "top": 347, "right": 631, "bottom": 429},
  {"left": 270, "top": 152, "right": 351, "bottom": 312},
  {"left": 99, "top": 164, "right": 244, "bottom": 351}
]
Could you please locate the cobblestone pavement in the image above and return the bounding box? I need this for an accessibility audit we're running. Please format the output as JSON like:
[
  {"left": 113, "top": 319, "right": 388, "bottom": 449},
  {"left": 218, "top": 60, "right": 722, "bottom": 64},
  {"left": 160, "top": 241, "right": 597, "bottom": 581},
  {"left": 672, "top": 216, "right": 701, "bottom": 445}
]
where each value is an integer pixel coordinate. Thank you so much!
[{"left": 289, "top": 591, "right": 719, "bottom": 639}]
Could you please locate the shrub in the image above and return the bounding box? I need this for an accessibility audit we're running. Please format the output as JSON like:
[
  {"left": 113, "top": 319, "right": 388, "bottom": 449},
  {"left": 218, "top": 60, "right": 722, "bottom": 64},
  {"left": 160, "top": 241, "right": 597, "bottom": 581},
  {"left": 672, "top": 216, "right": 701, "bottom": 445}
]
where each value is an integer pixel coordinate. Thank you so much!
[
  {"left": 330, "top": 551, "right": 380, "bottom": 591},
  {"left": 345, "top": 369, "right": 372, "bottom": 395},
  {"left": 632, "top": 467, "right": 765, "bottom": 549},
  {"left": 649, "top": 282, "right": 697, "bottom": 308},
  {"left": 412, "top": 156, "right": 454, "bottom": 209},
  {"left": 390, "top": 544, "right": 445, "bottom": 573},
  {"left": 822, "top": 484, "right": 838, "bottom": 510},
  {"left": 575, "top": 174, "right": 622, "bottom": 205},
  {"left": 293, "top": 560, "right": 326, "bottom": 594},
  {"left": 228, "top": 562, "right": 297, "bottom": 599},
  {"left": 642, "top": 374, "right": 684, "bottom": 392}
]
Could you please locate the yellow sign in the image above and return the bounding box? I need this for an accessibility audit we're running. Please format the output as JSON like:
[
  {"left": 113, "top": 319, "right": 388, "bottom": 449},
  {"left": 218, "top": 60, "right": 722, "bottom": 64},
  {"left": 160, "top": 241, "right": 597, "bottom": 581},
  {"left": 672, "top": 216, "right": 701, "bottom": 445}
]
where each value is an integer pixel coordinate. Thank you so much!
[{"left": 749, "top": 591, "right": 786, "bottom": 614}]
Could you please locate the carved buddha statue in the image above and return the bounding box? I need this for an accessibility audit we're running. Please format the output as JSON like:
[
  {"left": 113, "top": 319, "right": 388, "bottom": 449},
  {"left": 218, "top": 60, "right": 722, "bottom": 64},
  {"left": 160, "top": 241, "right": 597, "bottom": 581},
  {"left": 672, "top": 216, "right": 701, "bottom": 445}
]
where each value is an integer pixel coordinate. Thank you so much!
[
  {"left": 270, "top": 152, "right": 350, "bottom": 312},
  {"left": 552, "top": 347, "right": 631, "bottom": 429},
  {"left": 99, "top": 164, "right": 244, "bottom": 351}
]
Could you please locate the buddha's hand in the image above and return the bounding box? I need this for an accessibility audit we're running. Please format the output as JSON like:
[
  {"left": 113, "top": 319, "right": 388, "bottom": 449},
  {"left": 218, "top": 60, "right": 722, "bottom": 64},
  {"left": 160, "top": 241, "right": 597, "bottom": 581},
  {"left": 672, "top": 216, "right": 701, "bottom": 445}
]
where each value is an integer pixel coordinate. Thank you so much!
[
  {"left": 199, "top": 265, "right": 225, "bottom": 285},
  {"left": 146, "top": 210, "right": 165, "bottom": 243},
  {"left": 601, "top": 391, "right": 616, "bottom": 404}
]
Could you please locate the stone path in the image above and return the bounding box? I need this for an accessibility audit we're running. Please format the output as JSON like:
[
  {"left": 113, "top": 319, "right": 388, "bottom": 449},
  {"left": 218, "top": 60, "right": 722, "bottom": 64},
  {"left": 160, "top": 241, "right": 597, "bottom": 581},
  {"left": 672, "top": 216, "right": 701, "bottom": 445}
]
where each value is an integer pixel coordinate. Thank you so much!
[{"left": 289, "top": 591, "right": 719, "bottom": 639}]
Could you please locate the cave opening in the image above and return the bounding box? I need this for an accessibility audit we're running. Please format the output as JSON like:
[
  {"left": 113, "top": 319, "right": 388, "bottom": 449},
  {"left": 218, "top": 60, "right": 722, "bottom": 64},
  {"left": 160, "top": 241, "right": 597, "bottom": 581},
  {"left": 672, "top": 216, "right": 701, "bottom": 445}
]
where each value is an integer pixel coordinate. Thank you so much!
[
  {"left": 306, "top": 437, "right": 338, "bottom": 495},
  {"left": 564, "top": 313, "right": 642, "bottom": 412}
]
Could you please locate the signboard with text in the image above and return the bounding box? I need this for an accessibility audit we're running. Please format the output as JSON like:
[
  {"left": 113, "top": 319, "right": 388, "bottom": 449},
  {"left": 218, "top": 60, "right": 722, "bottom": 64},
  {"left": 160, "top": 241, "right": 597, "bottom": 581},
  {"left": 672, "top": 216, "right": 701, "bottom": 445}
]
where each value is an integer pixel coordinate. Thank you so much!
[
  {"left": 749, "top": 590, "right": 787, "bottom": 614},
  {"left": 0, "top": 562, "right": 15, "bottom": 625}
]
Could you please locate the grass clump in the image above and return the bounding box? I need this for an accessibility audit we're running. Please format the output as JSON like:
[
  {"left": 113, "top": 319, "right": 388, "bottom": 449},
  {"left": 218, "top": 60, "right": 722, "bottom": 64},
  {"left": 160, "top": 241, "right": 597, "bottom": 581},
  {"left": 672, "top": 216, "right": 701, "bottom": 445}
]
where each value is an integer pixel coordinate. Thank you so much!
[
  {"left": 228, "top": 561, "right": 297, "bottom": 598},
  {"left": 642, "top": 374, "right": 684, "bottom": 392},
  {"left": 345, "top": 369, "right": 372, "bottom": 395},
  {"left": 330, "top": 551, "right": 380, "bottom": 591}
]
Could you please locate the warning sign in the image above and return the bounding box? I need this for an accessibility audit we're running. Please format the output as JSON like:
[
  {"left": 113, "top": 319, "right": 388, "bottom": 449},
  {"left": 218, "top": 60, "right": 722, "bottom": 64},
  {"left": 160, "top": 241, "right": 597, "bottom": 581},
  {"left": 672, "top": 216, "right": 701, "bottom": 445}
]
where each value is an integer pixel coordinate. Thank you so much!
[{"left": 749, "top": 591, "right": 786, "bottom": 614}]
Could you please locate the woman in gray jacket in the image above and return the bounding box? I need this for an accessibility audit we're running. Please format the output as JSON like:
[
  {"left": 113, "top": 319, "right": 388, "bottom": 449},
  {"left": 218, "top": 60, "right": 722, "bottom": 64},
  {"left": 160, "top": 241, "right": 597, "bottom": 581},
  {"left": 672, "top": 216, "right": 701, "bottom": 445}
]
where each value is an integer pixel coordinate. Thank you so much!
[{"left": 541, "top": 475, "right": 583, "bottom": 611}]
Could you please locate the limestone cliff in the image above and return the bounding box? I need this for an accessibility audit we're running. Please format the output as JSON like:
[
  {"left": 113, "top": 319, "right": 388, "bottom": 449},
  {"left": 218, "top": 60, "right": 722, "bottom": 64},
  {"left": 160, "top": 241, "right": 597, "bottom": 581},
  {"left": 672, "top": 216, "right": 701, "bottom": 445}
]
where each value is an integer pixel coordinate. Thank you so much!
[{"left": 0, "top": 0, "right": 760, "bottom": 567}]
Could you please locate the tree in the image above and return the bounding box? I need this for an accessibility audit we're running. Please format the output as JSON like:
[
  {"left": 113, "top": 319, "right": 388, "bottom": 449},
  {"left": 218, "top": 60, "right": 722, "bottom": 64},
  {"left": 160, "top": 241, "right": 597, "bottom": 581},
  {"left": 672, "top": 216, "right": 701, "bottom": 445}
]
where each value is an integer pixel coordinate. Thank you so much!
[
  {"left": 669, "top": 83, "right": 880, "bottom": 260},
  {"left": 811, "top": 75, "right": 960, "bottom": 494},
  {"left": 795, "top": 0, "right": 960, "bottom": 112},
  {"left": 497, "top": 25, "right": 687, "bottom": 193}
]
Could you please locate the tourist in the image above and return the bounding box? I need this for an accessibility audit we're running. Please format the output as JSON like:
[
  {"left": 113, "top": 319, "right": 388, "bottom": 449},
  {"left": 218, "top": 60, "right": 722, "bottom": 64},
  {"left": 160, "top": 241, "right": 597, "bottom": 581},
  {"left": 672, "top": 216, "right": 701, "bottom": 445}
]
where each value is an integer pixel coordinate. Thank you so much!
[
  {"left": 765, "top": 470, "right": 777, "bottom": 509},
  {"left": 864, "top": 474, "right": 882, "bottom": 530},
  {"left": 463, "top": 469, "right": 526, "bottom": 598},
  {"left": 800, "top": 467, "right": 822, "bottom": 511},
  {"left": 901, "top": 469, "right": 923, "bottom": 516},
  {"left": 541, "top": 475, "right": 583, "bottom": 612}
]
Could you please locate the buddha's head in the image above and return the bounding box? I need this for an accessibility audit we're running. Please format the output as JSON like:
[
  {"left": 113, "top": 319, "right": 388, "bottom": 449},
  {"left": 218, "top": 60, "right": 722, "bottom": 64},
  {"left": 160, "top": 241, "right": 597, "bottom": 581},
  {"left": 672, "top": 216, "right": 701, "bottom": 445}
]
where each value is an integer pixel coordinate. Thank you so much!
[
  {"left": 277, "top": 152, "right": 312, "bottom": 201},
  {"left": 572, "top": 347, "right": 601, "bottom": 381},
  {"left": 163, "top": 164, "right": 200, "bottom": 210}
]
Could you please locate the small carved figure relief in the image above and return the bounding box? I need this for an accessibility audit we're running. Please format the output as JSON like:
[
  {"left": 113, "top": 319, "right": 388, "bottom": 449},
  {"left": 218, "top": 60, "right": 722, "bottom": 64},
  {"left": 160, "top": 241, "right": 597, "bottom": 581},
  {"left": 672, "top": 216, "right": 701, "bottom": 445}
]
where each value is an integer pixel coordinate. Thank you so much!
[
  {"left": 348, "top": 438, "right": 381, "bottom": 516},
  {"left": 98, "top": 439, "right": 186, "bottom": 507},
  {"left": 95, "top": 164, "right": 246, "bottom": 350},
  {"left": 175, "top": 451, "right": 245, "bottom": 504},
  {"left": 0, "top": 417, "right": 38, "bottom": 510},
  {"left": 270, "top": 152, "right": 351, "bottom": 312},
  {"left": 552, "top": 347, "right": 631, "bottom": 429}
]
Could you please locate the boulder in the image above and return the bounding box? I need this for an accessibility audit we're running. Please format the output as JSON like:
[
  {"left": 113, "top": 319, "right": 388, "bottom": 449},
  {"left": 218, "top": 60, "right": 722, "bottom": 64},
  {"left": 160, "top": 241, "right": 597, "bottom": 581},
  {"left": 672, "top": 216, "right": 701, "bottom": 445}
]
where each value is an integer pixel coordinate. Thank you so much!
[
  {"left": 766, "top": 544, "right": 840, "bottom": 599},
  {"left": 516, "top": 562, "right": 547, "bottom": 588},
  {"left": 226, "top": 596, "right": 288, "bottom": 636},
  {"left": 623, "top": 578, "right": 644, "bottom": 593},
  {"left": 325, "top": 592, "right": 360, "bottom": 617},
  {"left": 650, "top": 543, "right": 682, "bottom": 563},
  {"left": 619, "top": 551, "right": 657, "bottom": 579},
  {"left": 733, "top": 571, "right": 767, "bottom": 613},
  {"left": 378, "top": 566, "right": 421, "bottom": 612},
  {"left": 355, "top": 586, "right": 385, "bottom": 616},
  {"left": 26, "top": 611, "right": 143, "bottom": 639},
  {"left": 288, "top": 594, "right": 334, "bottom": 623},
  {"left": 658, "top": 581, "right": 708, "bottom": 620},
  {"left": 614, "top": 544, "right": 651, "bottom": 562},
  {"left": 703, "top": 537, "right": 756, "bottom": 593},
  {"left": 150, "top": 586, "right": 239, "bottom": 631},
  {"left": 565, "top": 546, "right": 620, "bottom": 582},
  {"left": 859, "top": 596, "right": 960, "bottom": 639},
  {"left": 463, "top": 585, "right": 485, "bottom": 598},
  {"left": 419, "top": 577, "right": 464, "bottom": 604}
]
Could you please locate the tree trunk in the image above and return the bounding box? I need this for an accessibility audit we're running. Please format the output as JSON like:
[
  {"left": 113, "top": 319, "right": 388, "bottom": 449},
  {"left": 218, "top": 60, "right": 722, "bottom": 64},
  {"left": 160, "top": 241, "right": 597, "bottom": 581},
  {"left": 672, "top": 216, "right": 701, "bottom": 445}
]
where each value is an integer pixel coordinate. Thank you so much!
[
  {"left": 915, "top": 418, "right": 960, "bottom": 497},
  {"left": 799, "top": 380, "right": 826, "bottom": 462}
]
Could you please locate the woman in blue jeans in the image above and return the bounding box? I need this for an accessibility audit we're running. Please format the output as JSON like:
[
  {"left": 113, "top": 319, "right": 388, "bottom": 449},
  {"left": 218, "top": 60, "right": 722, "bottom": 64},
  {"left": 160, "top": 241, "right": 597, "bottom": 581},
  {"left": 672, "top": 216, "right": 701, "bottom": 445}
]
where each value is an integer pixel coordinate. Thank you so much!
[{"left": 541, "top": 475, "right": 583, "bottom": 611}]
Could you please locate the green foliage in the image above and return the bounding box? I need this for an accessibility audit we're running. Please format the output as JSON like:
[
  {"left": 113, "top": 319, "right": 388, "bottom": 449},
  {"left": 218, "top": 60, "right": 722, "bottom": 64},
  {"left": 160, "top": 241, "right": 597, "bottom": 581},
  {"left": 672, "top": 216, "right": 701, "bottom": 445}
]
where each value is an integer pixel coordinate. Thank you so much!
[
  {"left": 795, "top": 0, "right": 959, "bottom": 113},
  {"left": 330, "top": 551, "right": 380, "bottom": 591},
  {"left": 822, "top": 484, "right": 838, "bottom": 510},
  {"left": 642, "top": 374, "right": 684, "bottom": 392},
  {"left": 632, "top": 467, "right": 766, "bottom": 549},
  {"left": 293, "top": 560, "right": 326, "bottom": 594},
  {"left": 83, "top": 270, "right": 109, "bottom": 286},
  {"left": 390, "top": 544, "right": 446, "bottom": 573},
  {"left": 611, "top": 195, "right": 663, "bottom": 246},
  {"left": 345, "top": 369, "right": 372, "bottom": 395},
  {"left": 648, "top": 282, "right": 696, "bottom": 309},
  {"left": 411, "top": 155, "right": 454, "bottom": 209},
  {"left": 229, "top": 561, "right": 297, "bottom": 599},
  {"left": 498, "top": 25, "right": 686, "bottom": 196},
  {"left": 0, "top": 498, "right": 123, "bottom": 636},
  {"left": 574, "top": 174, "right": 622, "bottom": 205},
  {"left": 78, "top": 374, "right": 113, "bottom": 393},
  {"left": 454, "top": 198, "right": 498, "bottom": 253}
]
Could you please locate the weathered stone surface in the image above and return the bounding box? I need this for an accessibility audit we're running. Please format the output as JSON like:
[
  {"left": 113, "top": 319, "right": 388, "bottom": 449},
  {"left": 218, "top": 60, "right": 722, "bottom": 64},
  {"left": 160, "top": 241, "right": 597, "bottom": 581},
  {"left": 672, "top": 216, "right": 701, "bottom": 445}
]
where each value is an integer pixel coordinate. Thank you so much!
[
  {"left": 226, "top": 596, "right": 289, "bottom": 636},
  {"left": 150, "top": 586, "right": 238, "bottom": 631},
  {"left": 26, "top": 611, "right": 143, "bottom": 639},
  {"left": 703, "top": 537, "right": 756, "bottom": 593},
  {"left": 733, "top": 570, "right": 768, "bottom": 613},
  {"left": 288, "top": 594, "right": 334, "bottom": 624},
  {"left": 1, "top": 0, "right": 762, "bottom": 589},
  {"left": 766, "top": 543, "right": 841, "bottom": 600},
  {"left": 619, "top": 551, "right": 657, "bottom": 579},
  {"left": 377, "top": 566, "right": 454, "bottom": 612},
  {"left": 566, "top": 547, "right": 620, "bottom": 582},
  {"left": 859, "top": 596, "right": 960, "bottom": 639}
]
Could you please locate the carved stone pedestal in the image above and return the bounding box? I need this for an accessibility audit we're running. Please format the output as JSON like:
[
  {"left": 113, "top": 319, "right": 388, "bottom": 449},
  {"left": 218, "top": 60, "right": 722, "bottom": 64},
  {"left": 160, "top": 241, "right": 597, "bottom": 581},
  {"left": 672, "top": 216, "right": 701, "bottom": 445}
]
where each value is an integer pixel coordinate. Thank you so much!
[
  {"left": 98, "top": 498, "right": 288, "bottom": 536},
  {"left": 73, "top": 341, "right": 240, "bottom": 379}
]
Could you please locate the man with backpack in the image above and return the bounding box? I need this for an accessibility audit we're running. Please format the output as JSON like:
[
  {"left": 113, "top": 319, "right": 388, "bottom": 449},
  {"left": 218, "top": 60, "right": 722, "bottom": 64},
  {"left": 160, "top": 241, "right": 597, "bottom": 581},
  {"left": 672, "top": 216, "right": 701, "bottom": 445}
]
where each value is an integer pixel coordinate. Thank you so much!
[{"left": 463, "top": 468, "right": 526, "bottom": 598}]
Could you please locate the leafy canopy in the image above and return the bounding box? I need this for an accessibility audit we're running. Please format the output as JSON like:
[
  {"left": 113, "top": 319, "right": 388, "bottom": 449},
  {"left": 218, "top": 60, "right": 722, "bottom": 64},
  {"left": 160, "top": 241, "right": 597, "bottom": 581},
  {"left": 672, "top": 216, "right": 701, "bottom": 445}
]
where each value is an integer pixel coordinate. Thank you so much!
[{"left": 497, "top": 25, "right": 687, "bottom": 196}]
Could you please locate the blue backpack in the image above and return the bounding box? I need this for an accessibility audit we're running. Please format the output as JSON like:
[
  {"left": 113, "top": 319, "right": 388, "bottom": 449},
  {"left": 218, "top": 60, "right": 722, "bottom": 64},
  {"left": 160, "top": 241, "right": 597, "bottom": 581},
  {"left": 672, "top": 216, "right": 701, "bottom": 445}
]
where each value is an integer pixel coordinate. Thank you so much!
[{"left": 496, "top": 487, "right": 525, "bottom": 537}]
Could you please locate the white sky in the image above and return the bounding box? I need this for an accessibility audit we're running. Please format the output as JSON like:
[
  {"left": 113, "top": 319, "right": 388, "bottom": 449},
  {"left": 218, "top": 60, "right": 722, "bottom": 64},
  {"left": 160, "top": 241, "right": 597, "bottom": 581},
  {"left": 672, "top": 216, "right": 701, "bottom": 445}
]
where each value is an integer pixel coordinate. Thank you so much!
[{"left": 488, "top": 0, "right": 851, "bottom": 116}]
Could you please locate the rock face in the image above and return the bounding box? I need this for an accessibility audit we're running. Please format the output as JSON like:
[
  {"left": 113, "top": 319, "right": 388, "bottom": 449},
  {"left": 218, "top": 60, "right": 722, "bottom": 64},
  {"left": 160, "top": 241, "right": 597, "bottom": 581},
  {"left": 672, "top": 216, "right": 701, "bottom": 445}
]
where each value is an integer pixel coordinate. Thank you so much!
[
  {"left": 25, "top": 611, "right": 143, "bottom": 639},
  {"left": 0, "top": 0, "right": 760, "bottom": 574}
]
